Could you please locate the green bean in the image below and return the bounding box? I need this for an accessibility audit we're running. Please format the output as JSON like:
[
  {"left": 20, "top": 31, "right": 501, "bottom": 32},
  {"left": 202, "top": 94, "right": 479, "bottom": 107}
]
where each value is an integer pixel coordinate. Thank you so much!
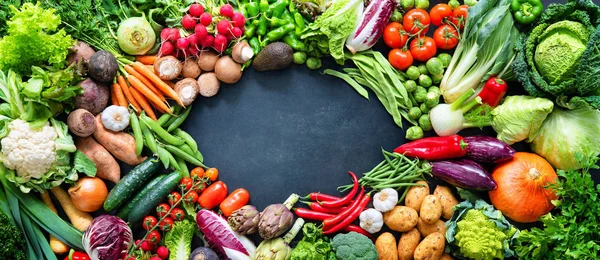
[
  {"left": 141, "top": 115, "right": 184, "bottom": 146},
  {"left": 176, "top": 157, "right": 190, "bottom": 177},
  {"left": 173, "top": 129, "right": 198, "bottom": 152},
  {"left": 156, "top": 145, "right": 171, "bottom": 169},
  {"left": 130, "top": 113, "right": 144, "bottom": 156},
  {"left": 167, "top": 150, "right": 181, "bottom": 172},
  {"left": 167, "top": 105, "right": 192, "bottom": 132},
  {"left": 178, "top": 143, "right": 195, "bottom": 156},
  {"left": 164, "top": 144, "right": 206, "bottom": 168},
  {"left": 159, "top": 106, "right": 181, "bottom": 127},
  {"left": 140, "top": 118, "right": 158, "bottom": 155}
]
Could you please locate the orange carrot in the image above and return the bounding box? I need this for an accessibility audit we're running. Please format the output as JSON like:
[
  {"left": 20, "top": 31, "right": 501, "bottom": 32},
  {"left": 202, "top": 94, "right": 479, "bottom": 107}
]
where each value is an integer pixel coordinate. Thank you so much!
[
  {"left": 124, "top": 65, "right": 166, "bottom": 102},
  {"left": 136, "top": 55, "right": 158, "bottom": 65},
  {"left": 146, "top": 65, "right": 155, "bottom": 73},
  {"left": 112, "top": 83, "right": 127, "bottom": 107},
  {"left": 111, "top": 87, "right": 118, "bottom": 106},
  {"left": 132, "top": 61, "right": 184, "bottom": 106},
  {"left": 130, "top": 87, "right": 157, "bottom": 120},
  {"left": 117, "top": 75, "right": 142, "bottom": 112},
  {"left": 166, "top": 81, "right": 176, "bottom": 88},
  {"left": 127, "top": 74, "right": 173, "bottom": 115}
]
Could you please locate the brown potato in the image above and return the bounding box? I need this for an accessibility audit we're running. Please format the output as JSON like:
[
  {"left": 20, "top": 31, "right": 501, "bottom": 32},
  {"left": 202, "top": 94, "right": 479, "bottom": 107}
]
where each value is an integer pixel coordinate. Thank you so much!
[
  {"left": 420, "top": 195, "right": 442, "bottom": 224},
  {"left": 414, "top": 232, "right": 445, "bottom": 260},
  {"left": 433, "top": 186, "right": 459, "bottom": 220},
  {"left": 376, "top": 232, "right": 398, "bottom": 260},
  {"left": 417, "top": 219, "right": 446, "bottom": 237},
  {"left": 440, "top": 254, "right": 453, "bottom": 260},
  {"left": 398, "top": 228, "right": 421, "bottom": 260},
  {"left": 405, "top": 181, "right": 429, "bottom": 212},
  {"left": 384, "top": 206, "right": 418, "bottom": 232}
]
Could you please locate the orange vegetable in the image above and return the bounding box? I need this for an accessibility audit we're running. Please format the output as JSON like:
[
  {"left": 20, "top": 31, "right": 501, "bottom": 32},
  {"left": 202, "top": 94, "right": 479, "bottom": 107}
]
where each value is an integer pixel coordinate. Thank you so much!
[
  {"left": 130, "top": 87, "right": 157, "bottom": 120},
  {"left": 68, "top": 177, "right": 108, "bottom": 212},
  {"left": 489, "top": 152, "right": 558, "bottom": 223},
  {"left": 75, "top": 136, "right": 121, "bottom": 183},
  {"left": 127, "top": 74, "right": 172, "bottom": 115},
  {"left": 220, "top": 188, "right": 250, "bottom": 217},
  {"left": 124, "top": 65, "right": 166, "bottom": 102},
  {"left": 117, "top": 75, "right": 141, "bottom": 112},
  {"left": 198, "top": 181, "right": 228, "bottom": 209},
  {"left": 136, "top": 55, "right": 158, "bottom": 65},
  {"left": 111, "top": 83, "right": 127, "bottom": 107},
  {"left": 205, "top": 168, "right": 219, "bottom": 181},
  {"left": 93, "top": 114, "right": 146, "bottom": 165},
  {"left": 132, "top": 61, "right": 184, "bottom": 106}
]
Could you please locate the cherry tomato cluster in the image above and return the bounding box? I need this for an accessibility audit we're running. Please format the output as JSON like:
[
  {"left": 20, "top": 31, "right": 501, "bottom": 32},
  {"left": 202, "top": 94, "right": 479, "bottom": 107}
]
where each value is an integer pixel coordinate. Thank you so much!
[
  {"left": 160, "top": 3, "right": 246, "bottom": 57},
  {"left": 384, "top": 4, "right": 469, "bottom": 70}
]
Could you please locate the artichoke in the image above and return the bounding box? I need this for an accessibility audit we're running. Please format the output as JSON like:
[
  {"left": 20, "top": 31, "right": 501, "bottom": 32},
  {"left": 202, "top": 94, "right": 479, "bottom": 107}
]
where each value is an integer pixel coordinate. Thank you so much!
[
  {"left": 228, "top": 205, "right": 260, "bottom": 235},
  {"left": 258, "top": 194, "right": 300, "bottom": 240},
  {"left": 255, "top": 218, "right": 305, "bottom": 260}
]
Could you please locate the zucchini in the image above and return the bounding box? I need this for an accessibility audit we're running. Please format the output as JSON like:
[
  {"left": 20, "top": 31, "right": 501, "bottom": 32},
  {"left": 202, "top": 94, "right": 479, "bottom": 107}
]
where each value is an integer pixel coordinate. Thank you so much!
[
  {"left": 104, "top": 158, "right": 161, "bottom": 211},
  {"left": 115, "top": 174, "right": 166, "bottom": 220},
  {"left": 128, "top": 172, "right": 182, "bottom": 223}
]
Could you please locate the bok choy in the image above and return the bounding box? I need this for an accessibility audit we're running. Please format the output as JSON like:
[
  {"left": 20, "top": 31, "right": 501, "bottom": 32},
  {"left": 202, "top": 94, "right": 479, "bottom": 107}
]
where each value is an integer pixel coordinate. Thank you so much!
[{"left": 440, "top": 0, "right": 518, "bottom": 103}]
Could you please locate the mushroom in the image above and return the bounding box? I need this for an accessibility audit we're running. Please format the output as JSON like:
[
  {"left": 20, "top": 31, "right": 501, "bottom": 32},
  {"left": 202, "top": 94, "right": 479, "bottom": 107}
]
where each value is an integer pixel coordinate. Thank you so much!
[
  {"left": 214, "top": 56, "right": 242, "bottom": 84},
  {"left": 197, "top": 51, "right": 220, "bottom": 71},
  {"left": 197, "top": 73, "right": 221, "bottom": 97},
  {"left": 182, "top": 58, "right": 201, "bottom": 79},
  {"left": 231, "top": 41, "right": 254, "bottom": 64},
  {"left": 154, "top": 56, "right": 182, "bottom": 80},
  {"left": 174, "top": 78, "right": 199, "bottom": 106}
]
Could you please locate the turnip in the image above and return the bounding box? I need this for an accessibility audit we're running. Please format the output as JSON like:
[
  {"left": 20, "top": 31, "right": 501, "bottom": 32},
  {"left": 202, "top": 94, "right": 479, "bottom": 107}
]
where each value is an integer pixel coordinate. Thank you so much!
[
  {"left": 197, "top": 51, "right": 220, "bottom": 71},
  {"left": 215, "top": 56, "right": 242, "bottom": 84},
  {"left": 197, "top": 73, "right": 221, "bottom": 97},
  {"left": 181, "top": 14, "right": 197, "bottom": 30},
  {"left": 154, "top": 56, "right": 183, "bottom": 80},
  {"left": 189, "top": 4, "right": 205, "bottom": 17},
  {"left": 117, "top": 17, "right": 156, "bottom": 55}
]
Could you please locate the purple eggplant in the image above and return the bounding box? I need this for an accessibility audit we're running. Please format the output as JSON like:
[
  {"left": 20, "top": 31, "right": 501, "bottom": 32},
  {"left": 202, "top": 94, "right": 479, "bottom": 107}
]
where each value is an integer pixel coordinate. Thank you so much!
[
  {"left": 431, "top": 159, "right": 497, "bottom": 190},
  {"left": 345, "top": 0, "right": 396, "bottom": 53},
  {"left": 464, "top": 136, "right": 515, "bottom": 163}
]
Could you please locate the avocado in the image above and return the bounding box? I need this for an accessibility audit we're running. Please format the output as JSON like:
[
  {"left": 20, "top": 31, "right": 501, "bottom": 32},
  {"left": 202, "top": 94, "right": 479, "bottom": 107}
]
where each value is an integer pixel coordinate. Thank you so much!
[{"left": 252, "top": 42, "right": 294, "bottom": 71}]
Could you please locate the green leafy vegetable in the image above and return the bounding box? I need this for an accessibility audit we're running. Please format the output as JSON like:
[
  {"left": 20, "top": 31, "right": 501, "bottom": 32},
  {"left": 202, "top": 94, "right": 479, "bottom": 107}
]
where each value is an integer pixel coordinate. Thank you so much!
[
  {"left": 516, "top": 156, "right": 600, "bottom": 259},
  {"left": 0, "top": 3, "right": 74, "bottom": 76},
  {"left": 489, "top": 95, "right": 554, "bottom": 145},
  {"left": 291, "top": 223, "right": 335, "bottom": 260},
  {"left": 165, "top": 219, "right": 195, "bottom": 260},
  {"left": 0, "top": 210, "right": 27, "bottom": 260}
]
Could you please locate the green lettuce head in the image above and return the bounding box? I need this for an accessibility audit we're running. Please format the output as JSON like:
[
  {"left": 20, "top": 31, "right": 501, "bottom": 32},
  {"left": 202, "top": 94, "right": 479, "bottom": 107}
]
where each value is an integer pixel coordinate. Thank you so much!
[{"left": 490, "top": 96, "right": 554, "bottom": 145}]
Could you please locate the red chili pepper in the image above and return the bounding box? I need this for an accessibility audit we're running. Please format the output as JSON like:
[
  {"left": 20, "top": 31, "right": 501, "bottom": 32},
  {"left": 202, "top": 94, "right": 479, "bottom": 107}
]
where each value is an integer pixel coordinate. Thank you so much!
[
  {"left": 64, "top": 251, "right": 90, "bottom": 260},
  {"left": 294, "top": 208, "right": 335, "bottom": 221},
  {"left": 478, "top": 77, "right": 507, "bottom": 107},
  {"left": 323, "top": 193, "right": 371, "bottom": 235},
  {"left": 303, "top": 192, "right": 342, "bottom": 202},
  {"left": 304, "top": 201, "right": 348, "bottom": 214},
  {"left": 319, "top": 172, "right": 358, "bottom": 208},
  {"left": 344, "top": 224, "right": 374, "bottom": 240},
  {"left": 322, "top": 187, "right": 364, "bottom": 230},
  {"left": 394, "top": 135, "right": 468, "bottom": 160}
]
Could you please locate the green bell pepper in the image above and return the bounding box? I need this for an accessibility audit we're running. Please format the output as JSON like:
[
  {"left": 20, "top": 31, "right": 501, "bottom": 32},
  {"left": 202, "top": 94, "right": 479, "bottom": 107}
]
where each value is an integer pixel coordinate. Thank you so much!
[{"left": 511, "top": 0, "right": 543, "bottom": 25}]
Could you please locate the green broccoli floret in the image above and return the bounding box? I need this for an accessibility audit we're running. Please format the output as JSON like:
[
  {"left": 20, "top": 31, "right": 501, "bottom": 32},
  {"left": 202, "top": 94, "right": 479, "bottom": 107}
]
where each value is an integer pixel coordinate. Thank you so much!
[
  {"left": 0, "top": 212, "right": 27, "bottom": 260},
  {"left": 454, "top": 210, "right": 517, "bottom": 260},
  {"left": 331, "top": 232, "right": 378, "bottom": 260}
]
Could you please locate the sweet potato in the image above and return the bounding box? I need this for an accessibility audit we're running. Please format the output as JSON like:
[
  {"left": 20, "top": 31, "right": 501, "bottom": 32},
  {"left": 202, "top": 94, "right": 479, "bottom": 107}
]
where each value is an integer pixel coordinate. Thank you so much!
[
  {"left": 433, "top": 185, "right": 459, "bottom": 220},
  {"left": 417, "top": 219, "right": 446, "bottom": 237},
  {"left": 405, "top": 181, "right": 429, "bottom": 212},
  {"left": 414, "top": 232, "right": 445, "bottom": 260},
  {"left": 440, "top": 254, "right": 453, "bottom": 260},
  {"left": 398, "top": 228, "right": 421, "bottom": 260},
  {"left": 420, "top": 195, "right": 442, "bottom": 224},
  {"left": 384, "top": 206, "right": 418, "bottom": 232},
  {"left": 93, "top": 114, "right": 145, "bottom": 165},
  {"left": 75, "top": 136, "right": 120, "bottom": 183},
  {"left": 376, "top": 232, "right": 398, "bottom": 260}
]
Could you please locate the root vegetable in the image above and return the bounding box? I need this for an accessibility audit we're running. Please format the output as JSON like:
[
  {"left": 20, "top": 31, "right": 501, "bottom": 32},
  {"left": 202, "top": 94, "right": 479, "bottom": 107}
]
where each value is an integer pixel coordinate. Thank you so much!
[
  {"left": 93, "top": 114, "right": 146, "bottom": 165},
  {"left": 76, "top": 136, "right": 121, "bottom": 183},
  {"left": 40, "top": 192, "right": 70, "bottom": 254},
  {"left": 398, "top": 228, "right": 421, "bottom": 260},
  {"left": 414, "top": 232, "right": 445, "bottom": 260},
  {"left": 376, "top": 232, "right": 398, "bottom": 260},
  {"left": 383, "top": 206, "right": 419, "bottom": 232},
  {"left": 215, "top": 56, "right": 242, "bottom": 84},
  {"left": 182, "top": 58, "right": 201, "bottom": 78},
  {"left": 154, "top": 56, "right": 182, "bottom": 80},
  {"left": 197, "top": 73, "right": 220, "bottom": 97},
  {"left": 101, "top": 105, "right": 130, "bottom": 132},
  {"left": 405, "top": 181, "right": 429, "bottom": 212},
  {"left": 75, "top": 78, "right": 109, "bottom": 115},
  {"left": 419, "top": 195, "right": 442, "bottom": 224},
  {"left": 232, "top": 41, "right": 254, "bottom": 64},
  {"left": 67, "top": 41, "right": 95, "bottom": 65},
  {"left": 433, "top": 185, "right": 458, "bottom": 219},
  {"left": 175, "top": 78, "right": 199, "bottom": 106},
  {"left": 416, "top": 218, "right": 446, "bottom": 237},
  {"left": 67, "top": 109, "right": 96, "bottom": 137},
  {"left": 50, "top": 186, "right": 93, "bottom": 232},
  {"left": 88, "top": 50, "right": 118, "bottom": 82},
  {"left": 68, "top": 177, "right": 108, "bottom": 212},
  {"left": 197, "top": 51, "right": 219, "bottom": 71}
]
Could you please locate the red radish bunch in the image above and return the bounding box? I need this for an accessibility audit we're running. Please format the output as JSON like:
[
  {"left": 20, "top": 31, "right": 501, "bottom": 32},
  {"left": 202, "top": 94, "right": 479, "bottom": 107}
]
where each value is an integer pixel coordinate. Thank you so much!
[{"left": 158, "top": 3, "right": 246, "bottom": 56}]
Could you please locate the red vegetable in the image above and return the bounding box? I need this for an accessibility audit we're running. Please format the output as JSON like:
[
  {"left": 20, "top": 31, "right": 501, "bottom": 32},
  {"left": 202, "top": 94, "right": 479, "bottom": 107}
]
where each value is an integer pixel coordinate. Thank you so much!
[
  {"left": 303, "top": 201, "right": 348, "bottom": 214},
  {"left": 198, "top": 181, "right": 228, "bottom": 209},
  {"left": 319, "top": 172, "right": 358, "bottom": 208},
  {"left": 294, "top": 208, "right": 335, "bottom": 221},
  {"left": 142, "top": 216, "right": 158, "bottom": 231},
  {"left": 344, "top": 224, "right": 374, "bottom": 240},
  {"left": 323, "top": 194, "right": 371, "bottom": 235},
  {"left": 220, "top": 188, "right": 251, "bottom": 217},
  {"left": 64, "top": 251, "right": 90, "bottom": 260},
  {"left": 146, "top": 230, "right": 161, "bottom": 245},
  {"left": 322, "top": 187, "right": 364, "bottom": 230},
  {"left": 170, "top": 208, "right": 186, "bottom": 221},
  {"left": 303, "top": 192, "right": 343, "bottom": 202},
  {"left": 478, "top": 77, "right": 508, "bottom": 107},
  {"left": 394, "top": 135, "right": 468, "bottom": 160},
  {"left": 156, "top": 203, "right": 171, "bottom": 218},
  {"left": 159, "top": 217, "right": 174, "bottom": 232},
  {"left": 168, "top": 192, "right": 182, "bottom": 206}
]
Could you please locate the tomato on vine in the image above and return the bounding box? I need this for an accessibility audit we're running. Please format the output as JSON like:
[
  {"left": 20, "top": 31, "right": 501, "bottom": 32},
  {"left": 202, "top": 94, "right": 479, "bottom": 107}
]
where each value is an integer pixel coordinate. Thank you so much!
[
  {"left": 410, "top": 36, "right": 437, "bottom": 62},
  {"left": 430, "top": 4, "right": 454, "bottom": 26},
  {"left": 159, "top": 217, "right": 174, "bottom": 232},
  {"left": 383, "top": 22, "right": 409, "bottom": 49},
  {"left": 170, "top": 208, "right": 186, "bottom": 221},
  {"left": 452, "top": 5, "right": 469, "bottom": 30},
  {"left": 142, "top": 216, "right": 158, "bottom": 231},
  {"left": 434, "top": 24, "right": 459, "bottom": 50},
  {"left": 180, "top": 177, "right": 194, "bottom": 191},
  {"left": 190, "top": 167, "right": 205, "bottom": 179},
  {"left": 205, "top": 168, "right": 219, "bottom": 181},
  {"left": 146, "top": 230, "right": 161, "bottom": 245},
  {"left": 184, "top": 190, "right": 199, "bottom": 203},
  {"left": 156, "top": 203, "right": 170, "bottom": 218},
  {"left": 168, "top": 192, "right": 182, "bottom": 206},
  {"left": 388, "top": 49, "right": 414, "bottom": 70},
  {"left": 403, "top": 9, "right": 430, "bottom": 36}
]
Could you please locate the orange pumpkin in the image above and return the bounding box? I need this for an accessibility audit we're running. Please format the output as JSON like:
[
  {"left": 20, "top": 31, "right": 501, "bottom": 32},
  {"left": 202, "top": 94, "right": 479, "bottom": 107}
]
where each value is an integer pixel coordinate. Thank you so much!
[{"left": 489, "top": 152, "right": 558, "bottom": 223}]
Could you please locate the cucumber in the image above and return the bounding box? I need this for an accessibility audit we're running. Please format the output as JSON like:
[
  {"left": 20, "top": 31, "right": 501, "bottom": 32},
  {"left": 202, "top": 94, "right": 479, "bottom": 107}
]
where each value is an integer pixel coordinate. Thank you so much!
[
  {"left": 128, "top": 172, "right": 182, "bottom": 224},
  {"left": 104, "top": 158, "right": 161, "bottom": 211},
  {"left": 115, "top": 174, "right": 166, "bottom": 220}
]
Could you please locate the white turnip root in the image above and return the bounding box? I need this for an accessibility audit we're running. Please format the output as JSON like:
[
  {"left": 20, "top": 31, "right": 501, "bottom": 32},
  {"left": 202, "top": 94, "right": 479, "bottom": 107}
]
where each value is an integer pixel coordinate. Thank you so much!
[
  {"left": 175, "top": 78, "right": 199, "bottom": 106},
  {"left": 197, "top": 73, "right": 220, "bottom": 97},
  {"left": 215, "top": 56, "right": 242, "bottom": 84},
  {"left": 154, "top": 56, "right": 182, "bottom": 80}
]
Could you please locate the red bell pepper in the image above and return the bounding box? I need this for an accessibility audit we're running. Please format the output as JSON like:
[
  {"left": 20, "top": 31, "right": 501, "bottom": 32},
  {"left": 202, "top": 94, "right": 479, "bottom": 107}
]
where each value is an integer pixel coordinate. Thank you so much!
[
  {"left": 64, "top": 250, "right": 90, "bottom": 260},
  {"left": 394, "top": 135, "right": 468, "bottom": 160},
  {"left": 478, "top": 77, "right": 507, "bottom": 107}
]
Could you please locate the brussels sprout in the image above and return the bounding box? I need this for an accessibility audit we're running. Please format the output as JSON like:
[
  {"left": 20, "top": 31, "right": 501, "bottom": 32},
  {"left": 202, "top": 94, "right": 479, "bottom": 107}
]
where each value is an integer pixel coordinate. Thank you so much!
[
  {"left": 391, "top": 10, "right": 403, "bottom": 22},
  {"left": 426, "top": 58, "right": 444, "bottom": 75},
  {"left": 418, "top": 75, "right": 432, "bottom": 88},
  {"left": 438, "top": 53, "right": 452, "bottom": 68},
  {"left": 293, "top": 52, "right": 307, "bottom": 65},
  {"left": 418, "top": 64, "right": 428, "bottom": 75},
  {"left": 306, "top": 57, "right": 322, "bottom": 70},
  {"left": 432, "top": 73, "right": 444, "bottom": 84},
  {"left": 401, "top": 0, "right": 415, "bottom": 10},
  {"left": 425, "top": 91, "right": 440, "bottom": 107},
  {"left": 415, "top": 0, "right": 430, "bottom": 9},
  {"left": 428, "top": 86, "right": 440, "bottom": 95},
  {"left": 406, "top": 126, "right": 424, "bottom": 140},
  {"left": 408, "top": 107, "right": 422, "bottom": 120},
  {"left": 420, "top": 103, "right": 431, "bottom": 114},
  {"left": 419, "top": 114, "right": 432, "bottom": 131},
  {"left": 406, "top": 66, "right": 420, "bottom": 80},
  {"left": 414, "top": 86, "right": 428, "bottom": 103},
  {"left": 405, "top": 80, "right": 418, "bottom": 93}
]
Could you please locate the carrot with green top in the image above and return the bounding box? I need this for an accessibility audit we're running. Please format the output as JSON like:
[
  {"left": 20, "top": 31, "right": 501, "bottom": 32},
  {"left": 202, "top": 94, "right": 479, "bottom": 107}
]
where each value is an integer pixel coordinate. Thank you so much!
[
  {"left": 124, "top": 65, "right": 166, "bottom": 102},
  {"left": 112, "top": 83, "right": 127, "bottom": 107},
  {"left": 136, "top": 55, "right": 158, "bottom": 65},
  {"left": 127, "top": 74, "right": 173, "bottom": 115}
]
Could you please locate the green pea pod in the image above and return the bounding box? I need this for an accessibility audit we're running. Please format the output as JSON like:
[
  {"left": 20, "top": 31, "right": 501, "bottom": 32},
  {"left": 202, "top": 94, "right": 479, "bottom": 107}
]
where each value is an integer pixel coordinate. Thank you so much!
[
  {"left": 178, "top": 143, "right": 196, "bottom": 156},
  {"left": 156, "top": 145, "right": 172, "bottom": 169},
  {"left": 246, "top": 2, "right": 260, "bottom": 17},
  {"left": 140, "top": 117, "right": 158, "bottom": 155},
  {"left": 167, "top": 105, "right": 192, "bottom": 132},
  {"left": 195, "top": 150, "right": 204, "bottom": 162},
  {"left": 257, "top": 15, "right": 268, "bottom": 35},
  {"left": 164, "top": 144, "right": 207, "bottom": 168},
  {"left": 294, "top": 12, "right": 305, "bottom": 35},
  {"left": 163, "top": 106, "right": 183, "bottom": 126},
  {"left": 267, "top": 23, "right": 295, "bottom": 42},
  {"left": 157, "top": 106, "right": 178, "bottom": 127},
  {"left": 249, "top": 37, "right": 262, "bottom": 54},
  {"left": 141, "top": 115, "right": 185, "bottom": 146},
  {"left": 176, "top": 157, "right": 190, "bottom": 177},
  {"left": 130, "top": 113, "right": 144, "bottom": 156},
  {"left": 283, "top": 33, "right": 306, "bottom": 51},
  {"left": 173, "top": 128, "right": 198, "bottom": 152}
]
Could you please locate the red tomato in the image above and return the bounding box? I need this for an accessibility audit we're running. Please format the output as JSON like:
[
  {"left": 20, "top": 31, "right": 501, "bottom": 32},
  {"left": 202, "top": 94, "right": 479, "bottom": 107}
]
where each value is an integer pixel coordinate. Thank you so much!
[
  {"left": 220, "top": 188, "right": 250, "bottom": 217},
  {"left": 170, "top": 208, "right": 185, "bottom": 221},
  {"left": 159, "top": 217, "right": 174, "bottom": 232},
  {"left": 179, "top": 177, "right": 193, "bottom": 191},
  {"left": 198, "top": 181, "right": 228, "bottom": 209},
  {"left": 190, "top": 167, "right": 205, "bottom": 179},
  {"left": 430, "top": 4, "right": 453, "bottom": 26},
  {"left": 388, "top": 49, "right": 414, "bottom": 70},
  {"left": 184, "top": 190, "right": 199, "bottom": 203},
  {"left": 142, "top": 216, "right": 157, "bottom": 231},
  {"left": 403, "top": 9, "right": 430, "bottom": 36},
  {"left": 146, "top": 230, "right": 161, "bottom": 245},
  {"left": 433, "top": 24, "right": 459, "bottom": 50},
  {"left": 205, "top": 168, "right": 219, "bottom": 181},
  {"left": 410, "top": 37, "right": 437, "bottom": 62},
  {"left": 156, "top": 203, "right": 170, "bottom": 218},
  {"left": 383, "top": 22, "right": 409, "bottom": 49},
  {"left": 168, "top": 192, "right": 182, "bottom": 207},
  {"left": 452, "top": 5, "right": 469, "bottom": 30}
]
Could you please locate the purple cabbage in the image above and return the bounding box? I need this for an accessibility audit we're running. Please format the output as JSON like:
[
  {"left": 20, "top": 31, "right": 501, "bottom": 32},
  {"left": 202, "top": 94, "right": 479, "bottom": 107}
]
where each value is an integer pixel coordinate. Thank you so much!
[
  {"left": 196, "top": 209, "right": 256, "bottom": 260},
  {"left": 431, "top": 159, "right": 497, "bottom": 191},
  {"left": 82, "top": 215, "right": 132, "bottom": 260},
  {"left": 464, "top": 136, "right": 515, "bottom": 163},
  {"left": 345, "top": 0, "right": 396, "bottom": 53}
]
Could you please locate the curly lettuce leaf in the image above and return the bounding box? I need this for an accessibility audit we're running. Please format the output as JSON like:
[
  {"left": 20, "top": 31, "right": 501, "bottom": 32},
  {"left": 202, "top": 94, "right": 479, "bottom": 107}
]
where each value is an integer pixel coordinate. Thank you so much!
[{"left": 165, "top": 220, "right": 195, "bottom": 260}]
